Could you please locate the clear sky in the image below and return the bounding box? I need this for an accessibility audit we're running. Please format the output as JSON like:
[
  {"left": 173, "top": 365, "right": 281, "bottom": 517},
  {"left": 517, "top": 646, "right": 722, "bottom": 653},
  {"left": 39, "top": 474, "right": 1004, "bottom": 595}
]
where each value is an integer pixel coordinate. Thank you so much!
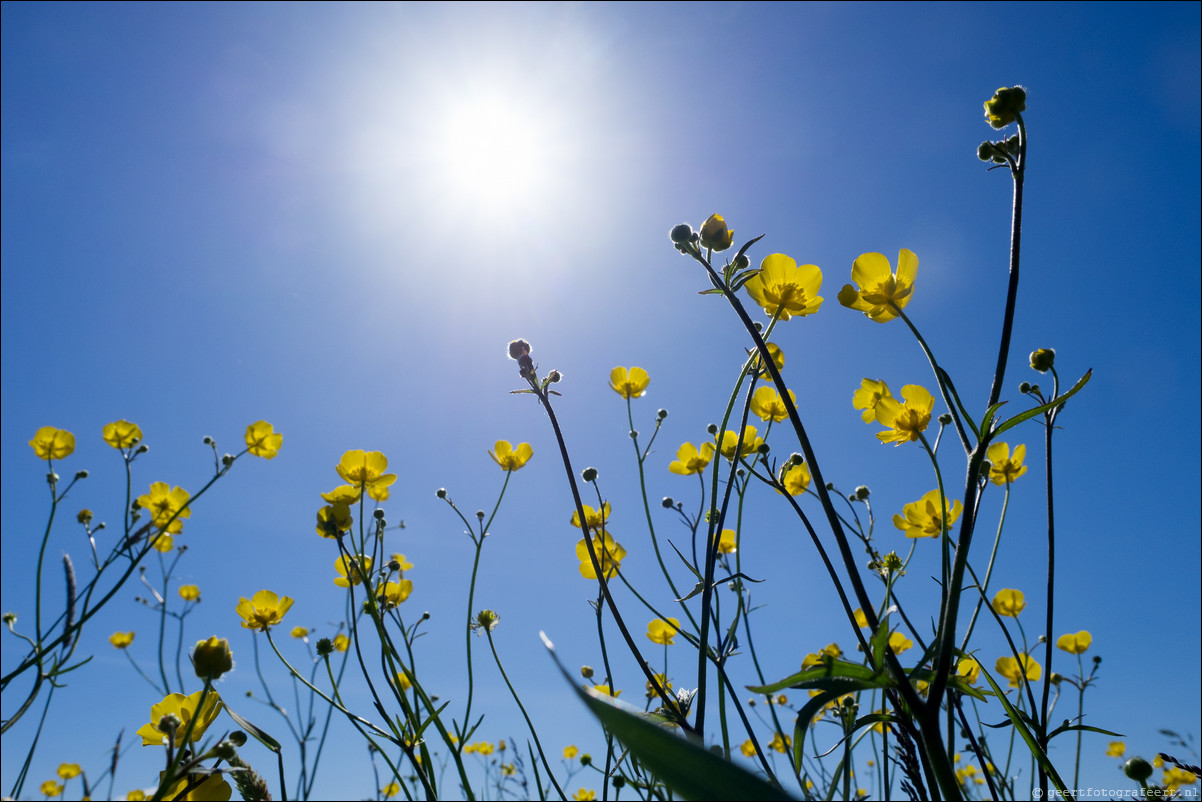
[{"left": 3, "top": 2, "right": 1199, "bottom": 799}]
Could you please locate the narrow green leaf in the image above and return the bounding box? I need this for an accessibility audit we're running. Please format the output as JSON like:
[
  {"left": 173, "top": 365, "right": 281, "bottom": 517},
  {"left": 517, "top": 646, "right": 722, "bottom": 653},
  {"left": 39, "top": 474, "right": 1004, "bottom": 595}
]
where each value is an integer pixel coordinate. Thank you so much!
[
  {"left": 224, "top": 704, "right": 282, "bottom": 753},
  {"left": 733, "top": 234, "right": 766, "bottom": 263},
  {"left": 991, "top": 369, "right": 1092, "bottom": 438},
  {"left": 749, "top": 659, "right": 881, "bottom": 694},
  {"left": 976, "top": 662, "right": 1069, "bottom": 795},
  {"left": 978, "top": 401, "right": 1007, "bottom": 440},
  {"left": 667, "top": 539, "right": 703, "bottom": 580},
  {"left": 1048, "top": 723, "right": 1124, "bottom": 741}
]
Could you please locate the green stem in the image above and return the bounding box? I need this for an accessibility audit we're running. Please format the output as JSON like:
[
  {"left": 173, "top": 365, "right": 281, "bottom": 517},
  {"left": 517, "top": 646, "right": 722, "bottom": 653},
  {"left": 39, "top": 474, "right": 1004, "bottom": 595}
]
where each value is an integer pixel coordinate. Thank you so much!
[{"left": 986, "top": 114, "right": 1027, "bottom": 411}]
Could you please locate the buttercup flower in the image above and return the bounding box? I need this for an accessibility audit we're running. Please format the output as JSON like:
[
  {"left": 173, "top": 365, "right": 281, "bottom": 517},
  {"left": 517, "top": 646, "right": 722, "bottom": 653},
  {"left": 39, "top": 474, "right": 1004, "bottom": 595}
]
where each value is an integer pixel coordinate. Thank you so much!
[
  {"left": 57, "top": 764, "right": 81, "bottom": 780},
  {"left": 320, "top": 484, "right": 363, "bottom": 505},
  {"left": 668, "top": 442, "right": 714, "bottom": 475},
  {"left": 837, "top": 249, "right": 918, "bottom": 323},
  {"left": 40, "top": 780, "right": 64, "bottom": 797},
  {"left": 717, "top": 529, "right": 737, "bottom": 554},
  {"left": 573, "top": 790, "right": 596, "bottom": 802},
  {"left": 570, "top": 502, "right": 611, "bottom": 530},
  {"left": 1056, "top": 630, "right": 1092, "bottom": 655},
  {"left": 489, "top": 440, "right": 533, "bottom": 471},
  {"left": 102, "top": 420, "right": 143, "bottom": 449},
  {"left": 178, "top": 585, "right": 201, "bottom": 602},
  {"left": 699, "top": 213, "right": 734, "bottom": 251},
  {"left": 381, "top": 782, "right": 401, "bottom": 799},
  {"left": 334, "top": 554, "right": 373, "bottom": 588},
  {"left": 379, "top": 580, "right": 414, "bottom": 609},
  {"left": 744, "top": 253, "right": 824, "bottom": 321},
  {"left": 576, "top": 531, "right": 626, "bottom": 579},
  {"left": 956, "top": 657, "right": 981, "bottom": 685},
  {"left": 591, "top": 685, "right": 621, "bottom": 698},
  {"left": 740, "top": 740, "right": 757, "bottom": 757},
  {"left": 996, "top": 654, "right": 1041, "bottom": 688},
  {"left": 1163, "top": 767, "right": 1197, "bottom": 790},
  {"left": 779, "top": 461, "right": 812, "bottom": 496},
  {"left": 768, "top": 733, "right": 791, "bottom": 754},
  {"left": 1030, "top": 348, "right": 1055, "bottom": 372},
  {"left": 136, "top": 482, "right": 192, "bottom": 534},
  {"left": 137, "top": 690, "right": 223, "bottom": 746},
  {"left": 563, "top": 745, "right": 578, "bottom": 760},
  {"left": 854, "top": 608, "right": 869, "bottom": 628},
  {"left": 749, "top": 342, "right": 785, "bottom": 374},
  {"left": 335, "top": 450, "right": 397, "bottom": 494},
  {"left": 892, "top": 490, "right": 963, "bottom": 539},
  {"left": 874, "top": 384, "right": 934, "bottom": 445},
  {"left": 718, "top": 425, "right": 763, "bottom": 460},
  {"left": 646, "top": 617, "right": 681, "bottom": 646},
  {"left": 888, "top": 632, "right": 913, "bottom": 654},
  {"left": 992, "top": 589, "right": 1026, "bottom": 617},
  {"left": 609, "top": 367, "right": 650, "bottom": 399},
  {"left": 192, "top": 636, "right": 233, "bottom": 680},
  {"left": 750, "top": 386, "right": 795, "bottom": 423},
  {"left": 986, "top": 442, "right": 1028, "bottom": 485},
  {"left": 332, "top": 633, "right": 350, "bottom": 652},
  {"left": 151, "top": 534, "right": 175, "bottom": 553},
  {"left": 244, "top": 421, "right": 282, "bottom": 459},
  {"left": 853, "top": 379, "right": 893, "bottom": 423},
  {"left": 316, "top": 502, "right": 353, "bottom": 539},
  {"left": 235, "top": 590, "right": 294, "bottom": 630},
  {"left": 110, "top": 631, "right": 136, "bottom": 649},
  {"left": 984, "top": 86, "right": 1026, "bottom": 129},
  {"left": 390, "top": 553, "right": 414, "bottom": 573},
  {"left": 158, "top": 771, "right": 232, "bottom": 801},
  {"left": 290, "top": 626, "right": 309, "bottom": 639},
  {"left": 1105, "top": 742, "right": 1126, "bottom": 758},
  {"left": 29, "top": 427, "right": 75, "bottom": 461}
]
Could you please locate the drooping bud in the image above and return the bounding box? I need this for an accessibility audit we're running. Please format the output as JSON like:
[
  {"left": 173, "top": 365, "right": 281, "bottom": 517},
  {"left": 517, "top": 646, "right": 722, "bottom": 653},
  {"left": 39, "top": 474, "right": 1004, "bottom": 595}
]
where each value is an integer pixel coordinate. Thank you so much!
[
  {"left": 699, "top": 214, "right": 734, "bottom": 251},
  {"left": 193, "top": 636, "right": 234, "bottom": 680},
  {"left": 1030, "top": 348, "right": 1055, "bottom": 372}
]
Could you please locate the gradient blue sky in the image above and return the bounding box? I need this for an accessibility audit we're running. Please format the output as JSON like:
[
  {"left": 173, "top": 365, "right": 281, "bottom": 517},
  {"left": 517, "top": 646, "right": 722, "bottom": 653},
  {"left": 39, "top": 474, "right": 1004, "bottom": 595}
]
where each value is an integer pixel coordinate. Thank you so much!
[{"left": 3, "top": 2, "right": 1200, "bottom": 799}]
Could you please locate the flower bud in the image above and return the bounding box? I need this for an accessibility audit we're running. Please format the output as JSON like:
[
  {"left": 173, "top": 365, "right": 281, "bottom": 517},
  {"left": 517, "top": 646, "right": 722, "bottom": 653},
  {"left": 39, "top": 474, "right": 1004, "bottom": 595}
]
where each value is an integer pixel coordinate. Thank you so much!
[
  {"left": 315, "top": 638, "right": 334, "bottom": 656},
  {"left": 580, "top": 753, "right": 592, "bottom": 766},
  {"left": 222, "top": 453, "right": 234, "bottom": 467},
  {"left": 75, "top": 470, "right": 89, "bottom": 480},
  {"left": 706, "top": 423, "right": 718, "bottom": 436},
  {"left": 984, "top": 85, "right": 1027, "bottom": 129},
  {"left": 629, "top": 430, "right": 638, "bottom": 439},
  {"left": 227, "top": 731, "right": 248, "bottom": 747},
  {"left": 977, "top": 142, "right": 997, "bottom": 161},
  {"left": 661, "top": 497, "right": 674, "bottom": 508},
  {"left": 476, "top": 510, "right": 485, "bottom": 520},
  {"left": 855, "top": 486, "right": 870, "bottom": 500},
  {"left": 580, "top": 665, "right": 594, "bottom": 678},
  {"left": 1018, "top": 381, "right": 1032, "bottom": 394},
  {"left": 548, "top": 369, "right": 562, "bottom": 383},
  {"left": 193, "top": 636, "right": 234, "bottom": 680},
  {"left": 373, "top": 508, "right": 385, "bottom": 520},
  {"left": 137, "top": 444, "right": 150, "bottom": 454},
  {"left": 582, "top": 467, "right": 598, "bottom": 482},
  {"left": 657, "top": 409, "right": 668, "bottom": 420},
  {"left": 733, "top": 254, "right": 750, "bottom": 269},
  {"left": 436, "top": 488, "right": 447, "bottom": 499},
  {"left": 77, "top": 509, "right": 93, "bottom": 524},
  {"left": 203, "top": 436, "right": 214, "bottom": 445},
  {"left": 613, "top": 776, "right": 626, "bottom": 789},
  {"left": 938, "top": 413, "right": 952, "bottom": 425},
  {"left": 507, "top": 339, "right": 531, "bottom": 360},
  {"left": 1124, "top": 757, "right": 1154, "bottom": 783},
  {"left": 699, "top": 214, "right": 734, "bottom": 251},
  {"left": 1029, "top": 348, "right": 1055, "bottom": 372},
  {"left": 669, "top": 224, "right": 694, "bottom": 245}
]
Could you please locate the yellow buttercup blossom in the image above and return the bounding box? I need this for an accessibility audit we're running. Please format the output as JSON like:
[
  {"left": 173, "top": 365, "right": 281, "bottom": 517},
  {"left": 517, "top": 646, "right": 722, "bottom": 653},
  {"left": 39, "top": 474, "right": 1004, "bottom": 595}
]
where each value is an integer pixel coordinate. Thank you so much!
[
  {"left": 854, "top": 608, "right": 869, "bottom": 628},
  {"left": 992, "top": 589, "right": 1026, "bottom": 617},
  {"left": 102, "top": 420, "right": 143, "bottom": 449},
  {"left": 852, "top": 379, "right": 893, "bottom": 423},
  {"left": 57, "top": 764, "right": 81, "bottom": 780},
  {"left": 1104, "top": 741, "right": 1125, "bottom": 758},
  {"left": 577, "top": 531, "right": 626, "bottom": 579},
  {"left": 996, "top": 654, "right": 1041, "bottom": 688},
  {"left": 381, "top": 782, "right": 401, "bottom": 799},
  {"left": 570, "top": 502, "right": 611, "bottom": 530},
  {"left": 489, "top": 440, "right": 533, "bottom": 471},
  {"left": 749, "top": 386, "right": 795, "bottom": 423},
  {"left": 699, "top": 213, "right": 734, "bottom": 251},
  {"left": 740, "top": 740, "right": 756, "bottom": 757},
  {"left": 1056, "top": 630, "right": 1092, "bottom": 655},
  {"left": 334, "top": 554, "right": 373, "bottom": 588},
  {"left": 158, "top": 771, "right": 231, "bottom": 801},
  {"left": 768, "top": 732, "right": 791, "bottom": 753},
  {"left": 591, "top": 684, "right": 621, "bottom": 697},
  {"left": 888, "top": 632, "right": 913, "bottom": 654},
  {"left": 956, "top": 657, "right": 981, "bottom": 685},
  {"left": 986, "top": 442, "right": 1028, "bottom": 485},
  {"left": 320, "top": 485, "right": 363, "bottom": 505},
  {"left": 378, "top": 580, "right": 413, "bottom": 608},
  {"left": 718, "top": 425, "right": 763, "bottom": 460},
  {"left": 136, "top": 690, "right": 223, "bottom": 746},
  {"left": 244, "top": 421, "right": 283, "bottom": 459},
  {"left": 893, "top": 490, "right": 963, "bottom": 539},
  {"left": 563, "top": 745, "right": 578, "bottom": 759},
  {"left": 290, "top": 626, "right": 309, "bottom": 639},
  {"left": 390, "top": 553, "right": 414, "bottom": 572},
  {"left": 645, "top": 673, "right": 673, "bottom": 697},
  {"left": 394, "top": 669, "right": 412, "bottom": 691},
  {"left": 332, "top": 633, "right": 349, "bottom": 652},
  {"left": 316, "top": 502, "right": 353, "bottom": 539},
  {"left": 744, "top": 253, "right": 824, "bottom": 321},
  {"left": 40, "top": 780, "right": 64, "bottom": 797},
  {"left": 127, "top": 790, "right": 148, "bottom": 800},
  {"left": 1163, "top": 767, "right": 1197, "bottom": 789},
  {"left": 573, "top": 790, "right": 596, "bottom": 802},
  {"left": 151, "top": 533, "right": 175, "bottom": 553},
  {"left": 837, "top": 249, "right": 918, "bottom": 323},
  {"left": 335, "top": 450, "right": 397, "bottom": 494},
  {"left": 178, "top": 585, "right": 200, "bottom": 602},
  {"left": 609, "top": 366, "right": 650, "bottom": 399},
  {"left": 749, "top": 342, "right": 785, "bottom": 374},
  {"left": 646, "top": 617, "right": 681, "bottom": 646},
  {"left": 874, "top": 384, "right": 934, "bottom": 445},
  {"left": 29, "top": 427, "right": 75, "bottom": 460},
  {"left": 717, "top": 528, "right": 737, "bottom": 554},
  {"left": 779, "top": 461, "right": 811, "bottom": 496},
  {"left": 110, "top": 631, "right": 135, "bottom": 649},
  {"left": 136, "top": 482, "right": 192, "bottom": 535},
  {"left": 235, "top": 590, "right": 294, "bottom": 631},
  {"left": 669, "top": 442, "right": 714, "bottom": 475},
  {"left": 192, "top": 636, "right": 233, "bottom": 680}
]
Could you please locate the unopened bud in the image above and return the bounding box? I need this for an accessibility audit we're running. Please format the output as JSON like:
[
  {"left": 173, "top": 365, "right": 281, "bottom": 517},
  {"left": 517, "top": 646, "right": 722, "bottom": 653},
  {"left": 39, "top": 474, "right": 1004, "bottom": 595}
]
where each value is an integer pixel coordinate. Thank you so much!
[
  {"left": 1124, "top": 757, "right": 1153, "bottom": 784},
  {"left": 855, "top": 486, "right": 870, "bottom": 500},
  {"left": 436, "top": 488, "right": 447, "bottom": 499},
  {"left": 1029, "top": 348, "right": 1055, "bottom": 372},
  {"left": 670, "top": 224, "right": 694, "bottom": 245},
  {"left": 373, "top": 508, "right": 385, "bottom": 520},
  {"left": 661, "top": 497, "right": 674, "bottom": 508},
  {"left": 657, "top": 408, "right": 668, "bottom": 420},
  {"left": 582, "top": 467, "right": 598, "bottom": 483},
  {"left": 581, "top": 665, "right": 594, "bottom": 679}
]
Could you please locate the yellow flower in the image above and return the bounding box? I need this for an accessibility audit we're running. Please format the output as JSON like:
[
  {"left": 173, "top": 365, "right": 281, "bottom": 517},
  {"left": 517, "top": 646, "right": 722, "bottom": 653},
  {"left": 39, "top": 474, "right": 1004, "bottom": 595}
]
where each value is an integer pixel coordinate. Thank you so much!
[
  {"left": 591, "top": 684, "right": 621, "bottom": 697},
  {"left": 609, "top": 366, "right": 650, "bottom": 399},
  {"left": 768, "top": 732, "right": 791, "bottom": 753},
  {"left": 316, "top": 503, "right": 353, "bottom": 539},
  {"left": 110, "top": 631, "right": 135, "bottom": 649},
  {"left": 390, "top": 553, "right": 414, "bottom": 572},
  {"left": 749, "top": 342, "right": 785, "bottom": 374},
  {"left": 378, "top": 580, "right": 414, "bottom": 608},
  {"left": 699, "top": 213, "right": 734, "bottom": 251},
  {"left": 852, "top": 379, "right": 893, "bottom": 423},
  {"left": 874, "top": 384, "right": 934, "bottom": 445},
  {"left": 192, "top": 636, "right": 233, "bottom": 680},
  {"left": 717, "top": 529, "right": 737, "bottom": 554},
  {"left": 335, "top": 450, "right": 397, "bottom": 494},
  {"left": 573, "top": 790, "right": 596, "bottom": 802},
  {"left": 489, "top": 440, "right": 533, "bottom": 471},
  {"left": 983, "top": 86, "right": 1025, "bottom": 129},
  {"left": 888, "top": 632, "right": 913, "bottom": 654},
  {"left": 235, "top": 590, "right": 294, "bottom": 630},
  {"left": 475, "top": 742, "right": 495, "bottom": 756},
  {"left": 779, "top": 461, "right": 811, "bottom": 496},
  {"left": 381, "top": 782, "right": 401, "bottom": 799},
  {"left": 102, "top": 420, "right": 143, "bottom": 449},
  {"left": 332, "top": 633, "right": 349, "bottom": 652},
  {"left": 127, "top": 790, "right": 148, "bottom": 801},
  {"left": 995, "top": 654, "right": 1041, "bottom": 688},
  {"left": 178, "top": 585, "right": 200, "bottom": 602},
  {"left": 577, "top": 532, "right": 626, "bottom": 579},
  {"left": 992, "top": 589, "right": 1026, "bottom": 617},
  {"left": 1104, "top": 741, "right": 1126, "bottom": 758},
  {"left": 854, "top": 608, "right": 869, "bottom": 628},
  {"left": 647, "top": 617, "right": 681, "bottom": 646},
  {"left": 334, "top": 554, "right": 373, "bottom": 588},
  {"left": 136, "top": 482, "right": 192, "bottom": 535},
  {"left": 749, "top": 386, "right": 795, "bottom": 423},
  {"left": 645, "top": 673, "right": 673, "bottom": 696},
  {"left": 320, "top": 485, "right": 363, "bottom": 505},
  {"left": 956, "top": 658, "right": 981, "bottom": 685},
  {"left": 1056, "top": 630, "right": 1092, "bottom": 655},
  {"left": 29, "top": 427, "right": 75, "bottom": 460},
  {"left": 668, "top": 442, "right": 714, "bottom": 475},
  {"left": 244, "top": 421, "right": 282, "bottom": 459},
  {"left": 569, "top": 502, "right": 611, "bottom": 530},
  {"left": 40, "top": 780, "right": 64, "bottom": 797},
  {"left": 718, "top": 425, "right": 763, "bottom": 460},
  {"left": 1163, "top": 766, "right": 1197, "bottom": 789},
  {"left": 290, "top": 626, "right": 309, "bottom": 639},
  {"left": 986, "top": 442, "right": 1028, "bottom": 485},
  {"left": 837, "top": 249, "right": 918, "bottom": 323},
  {"left": 394, "top": 669, "right": 412, "bottom": 691},
  {"left": 501, "top": 763, "right": 516, "bottom": 776},
  {"left": 563, "top": 745, "right": 578, "bottom": 759},
  {"left": 56, "top": 764, "right": 81, "bottom": 780},
  {"left": 136, "top": 690, "right": 223, "bottom": 746},
  {"left": 158, "top": 771, "right": 232, "bottom": 801},
  {"left": 744, "top": 253, "right": 824, "bottom": 321},
  {"left": 740, "top": 740, "right": 757, "bottom": 757},
  {"left": 892, "top": 490, "right": 963, "bottom": 539},
  {"left": 151, "top": 533, "right": 175, "bottom": 553}
]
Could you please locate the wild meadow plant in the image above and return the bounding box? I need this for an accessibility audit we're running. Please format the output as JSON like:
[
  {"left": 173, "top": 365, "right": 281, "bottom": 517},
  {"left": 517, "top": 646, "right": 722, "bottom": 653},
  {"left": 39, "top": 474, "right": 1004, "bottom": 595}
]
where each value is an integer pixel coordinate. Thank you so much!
[{"left": 3, "top": 86, "right": 1198, "bottom": 801}]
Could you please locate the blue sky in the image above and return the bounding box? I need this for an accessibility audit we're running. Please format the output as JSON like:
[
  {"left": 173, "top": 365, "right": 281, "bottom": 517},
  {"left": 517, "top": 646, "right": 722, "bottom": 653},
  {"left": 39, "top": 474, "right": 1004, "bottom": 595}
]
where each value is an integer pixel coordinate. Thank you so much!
[{"left": 3, "top": 2, "right": 1199, "bottom": 799}]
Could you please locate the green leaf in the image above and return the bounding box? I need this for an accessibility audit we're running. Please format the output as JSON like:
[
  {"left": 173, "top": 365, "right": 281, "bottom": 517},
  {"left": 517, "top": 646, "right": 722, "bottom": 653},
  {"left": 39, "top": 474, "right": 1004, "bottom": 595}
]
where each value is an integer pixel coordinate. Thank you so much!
[
  {"left": 748, "top": 659, "right": 882, "bottom": 694},
  {"left": 975, "top": 661, "right": 1069, "bottom": 795},
  {"left": 991, "top": 369, "right": 1091, "bottom": 438},
  {"left": 667, "top": 539, "right": 703, "bottom": 580},
  {"left": 1048, "top": 723, "right": 1124, "bottom": 741},
  {"left": 698, "top": 287, "right": 725, "bottom": 296},
  {"left": 978, "top": 401, "right": 1007, "bottom": 440},
  {"left": 224, "top": 704, "right": 282, "bottom": 753},
  {"left": 733, "top": 234, "right": 766, "bottom": 264}
]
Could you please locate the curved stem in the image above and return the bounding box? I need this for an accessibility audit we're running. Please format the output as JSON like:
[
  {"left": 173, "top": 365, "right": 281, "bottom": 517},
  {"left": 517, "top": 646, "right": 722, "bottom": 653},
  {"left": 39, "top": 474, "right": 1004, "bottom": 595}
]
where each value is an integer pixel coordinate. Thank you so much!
[{"left": 986, "top": 114, "right": 1027, "bottom": 410}]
